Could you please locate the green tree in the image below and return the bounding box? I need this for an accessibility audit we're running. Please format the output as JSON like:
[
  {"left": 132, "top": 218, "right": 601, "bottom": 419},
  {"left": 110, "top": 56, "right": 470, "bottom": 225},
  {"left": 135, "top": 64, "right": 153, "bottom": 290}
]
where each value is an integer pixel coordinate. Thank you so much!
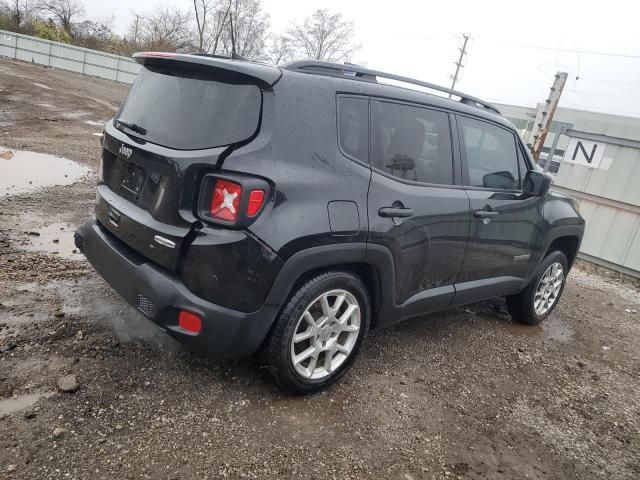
[{"left": 32, "top": 17, "right": 70, "bottom": 42}]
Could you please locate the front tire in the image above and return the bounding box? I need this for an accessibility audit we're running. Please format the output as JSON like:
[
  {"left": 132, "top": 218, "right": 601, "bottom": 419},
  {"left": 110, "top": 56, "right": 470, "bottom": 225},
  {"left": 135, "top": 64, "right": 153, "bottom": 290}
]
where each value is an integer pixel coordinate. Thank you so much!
[
  {"left": 265, "top": 271, "right": 371, "bottom": 394},
  {"left": 507, "top": 250, "right": 568, "bottom": 325}
]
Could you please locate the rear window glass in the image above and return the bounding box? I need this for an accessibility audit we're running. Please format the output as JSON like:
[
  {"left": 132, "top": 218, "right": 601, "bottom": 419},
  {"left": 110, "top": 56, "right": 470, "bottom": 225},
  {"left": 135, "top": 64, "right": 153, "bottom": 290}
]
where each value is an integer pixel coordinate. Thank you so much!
[{"left": 118, "top": 65, "right": 261, "bottom": 150}]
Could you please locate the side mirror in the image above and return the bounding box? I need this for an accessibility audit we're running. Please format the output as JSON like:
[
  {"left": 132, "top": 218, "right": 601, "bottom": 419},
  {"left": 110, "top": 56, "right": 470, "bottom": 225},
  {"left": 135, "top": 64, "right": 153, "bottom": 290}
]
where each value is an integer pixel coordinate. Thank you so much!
[
  {"left": 523, "top": 170, "right": 552, "bottom": 196},
  {"left": 482, "top": 171, "right": 517, "bottom": 190}
]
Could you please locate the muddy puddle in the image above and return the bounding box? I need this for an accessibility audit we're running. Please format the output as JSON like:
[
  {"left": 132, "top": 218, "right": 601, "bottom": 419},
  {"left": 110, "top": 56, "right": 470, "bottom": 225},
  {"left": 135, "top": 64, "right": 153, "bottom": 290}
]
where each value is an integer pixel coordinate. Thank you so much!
[
  {"left": 470, "top": 300, "right": 575, "bottom": 343},
  {"left": 61, "top": 110, "right": 90, "bottom": 119},
  {"left": 0, "top": 146, "right": 90, "bottom": 196},
  {"left": 19, "top": 223, "right": 83, "bottom": 260},
  {"left": 0, "top": 110, "right": 15, "bottom": 128},
  {"left": 0, "top": 391, "right": 54, "bottom": 415},
  {"left": 497, "top": 314, "right": 574, "bottom": 343}
]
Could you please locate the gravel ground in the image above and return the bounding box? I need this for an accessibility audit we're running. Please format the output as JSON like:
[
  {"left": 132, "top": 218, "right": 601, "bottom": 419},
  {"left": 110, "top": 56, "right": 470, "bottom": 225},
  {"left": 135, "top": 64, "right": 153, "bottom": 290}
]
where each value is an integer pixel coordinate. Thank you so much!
[{"left": 0, "top": 58, "right": 639, "bottom": 480}]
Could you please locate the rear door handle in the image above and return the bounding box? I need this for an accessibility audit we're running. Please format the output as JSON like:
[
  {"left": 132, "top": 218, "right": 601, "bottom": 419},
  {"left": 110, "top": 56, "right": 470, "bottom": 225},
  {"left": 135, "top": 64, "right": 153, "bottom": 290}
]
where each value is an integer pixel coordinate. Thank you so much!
[
  {"left": 474, "top": 210, "right": 499, "bottom": 218},
  {"left": 379, "top": 207, "right": 414, "bottom": 218}
]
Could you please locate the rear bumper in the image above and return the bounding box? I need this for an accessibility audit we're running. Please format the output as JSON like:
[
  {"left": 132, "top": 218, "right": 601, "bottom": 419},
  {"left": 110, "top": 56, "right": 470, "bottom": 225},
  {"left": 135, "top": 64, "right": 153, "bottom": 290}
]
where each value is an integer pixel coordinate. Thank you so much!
[{"left": 75, "top": 219, "right": 279, "bottom": 359}]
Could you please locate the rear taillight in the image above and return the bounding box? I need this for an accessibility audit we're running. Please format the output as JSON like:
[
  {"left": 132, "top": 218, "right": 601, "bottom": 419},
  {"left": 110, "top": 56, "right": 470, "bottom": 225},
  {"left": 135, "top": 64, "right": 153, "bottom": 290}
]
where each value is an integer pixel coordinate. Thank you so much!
[
  {"left": 247, "top": 190, "right": 265, "bottom": 216},
  {"left": 210, "top": 179, "right": 242, "bottom": 221},
  {"left": 198, "top": 174, "right": 270, "bottom": 228}
]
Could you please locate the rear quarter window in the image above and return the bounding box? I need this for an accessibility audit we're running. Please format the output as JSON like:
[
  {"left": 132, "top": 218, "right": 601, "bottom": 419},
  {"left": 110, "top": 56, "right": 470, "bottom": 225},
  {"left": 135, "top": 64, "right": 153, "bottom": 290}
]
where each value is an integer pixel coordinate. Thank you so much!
[
  {"left": 337, "top": 96, "right": 369, "bottom": 163},
  {"left": 118, "top": 65, "right": 262, "bottom": 150}
]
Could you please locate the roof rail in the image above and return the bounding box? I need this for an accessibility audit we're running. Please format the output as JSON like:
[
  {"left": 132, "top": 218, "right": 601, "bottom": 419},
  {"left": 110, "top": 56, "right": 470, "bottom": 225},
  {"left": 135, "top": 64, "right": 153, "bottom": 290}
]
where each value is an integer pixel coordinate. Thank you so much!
[{"left": 283, "top": 60, "right": 501, "bottom": 116}]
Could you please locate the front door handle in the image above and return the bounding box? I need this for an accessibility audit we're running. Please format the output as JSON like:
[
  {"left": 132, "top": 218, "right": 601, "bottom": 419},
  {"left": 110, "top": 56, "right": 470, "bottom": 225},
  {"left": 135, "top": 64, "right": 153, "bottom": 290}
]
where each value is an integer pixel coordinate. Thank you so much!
[
  {"left": 474, "top": 210, "right": 499, "bottom": 218},
  {"left": 379, "top": 207, "right": 414, "bottom": 218}
]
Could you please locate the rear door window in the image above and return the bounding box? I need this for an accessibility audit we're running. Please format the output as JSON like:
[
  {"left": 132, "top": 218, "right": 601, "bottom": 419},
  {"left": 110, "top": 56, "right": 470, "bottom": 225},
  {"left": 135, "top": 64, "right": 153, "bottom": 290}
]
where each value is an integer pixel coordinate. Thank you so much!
[
  {"left": 371, "top": 100, "right": 454, "bottom": 185},
  {"left": 118, "top": 65, "right": 262, "bottom": 150},
  {"left": 458, "top": 116, "right": 521, "bottom": 190}
]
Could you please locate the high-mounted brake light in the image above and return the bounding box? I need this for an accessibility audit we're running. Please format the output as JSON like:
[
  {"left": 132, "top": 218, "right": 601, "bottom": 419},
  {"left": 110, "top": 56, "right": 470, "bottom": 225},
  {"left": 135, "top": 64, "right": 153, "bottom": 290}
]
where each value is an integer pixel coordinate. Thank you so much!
[
  {"left": 247, "top": 190, "right": 265, "bottom": 216},
  {"left": 210, "top": 179, "right": 242, "bottom": 221},
  {"left": 139, "top": 51, "right": 178, "bottom": 58}
]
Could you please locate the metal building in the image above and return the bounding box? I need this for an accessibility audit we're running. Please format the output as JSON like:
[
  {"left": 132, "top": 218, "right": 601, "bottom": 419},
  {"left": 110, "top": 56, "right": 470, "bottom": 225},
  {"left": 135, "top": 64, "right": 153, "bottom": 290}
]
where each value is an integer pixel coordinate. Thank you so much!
[{"left": 497, "top": 103, "right": 640, "bottom": 278}]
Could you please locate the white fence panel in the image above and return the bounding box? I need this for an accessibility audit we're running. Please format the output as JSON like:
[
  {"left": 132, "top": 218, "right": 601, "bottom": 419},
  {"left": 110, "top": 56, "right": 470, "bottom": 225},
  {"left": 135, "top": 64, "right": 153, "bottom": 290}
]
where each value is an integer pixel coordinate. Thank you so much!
[
  {"left": 51, "top": 43, "right": 84, "bottom": 62},
  {"left": 15, "top": 35, "right": 50, "bottom": 64},
  {"left": 577, "top": 201, "right": 640, "bottom": 267},
  {"left": 0, "top": 29, "right": 140, "bottom": 84},
  {"left": 625, "top": 228, "right": 640, "bottom": 272},
  {"left": 0, "top": 32, "right": 17, "bottom": 58}
]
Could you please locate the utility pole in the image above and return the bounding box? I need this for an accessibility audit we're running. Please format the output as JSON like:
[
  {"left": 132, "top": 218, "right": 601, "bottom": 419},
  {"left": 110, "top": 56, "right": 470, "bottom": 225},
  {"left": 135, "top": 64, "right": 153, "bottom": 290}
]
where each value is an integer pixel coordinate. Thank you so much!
[
  {"left": 133, "top": 14, "right": 140, "bottom": 47},
  {"left": 449, "top": 34, "right": 470, "bottom": 96},
  {"left": 529, "top": 72, "right": 568, "bottom": 162}
]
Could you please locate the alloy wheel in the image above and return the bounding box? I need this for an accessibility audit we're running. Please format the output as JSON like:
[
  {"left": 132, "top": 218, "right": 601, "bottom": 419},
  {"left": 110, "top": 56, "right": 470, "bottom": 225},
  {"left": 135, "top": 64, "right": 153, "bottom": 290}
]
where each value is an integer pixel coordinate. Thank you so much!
[
  {"left": 534, "top": 262, "right": 564, "bottom": 315},
  {"left": 290, "top": 289, "right": 361, "bottom": 380}
]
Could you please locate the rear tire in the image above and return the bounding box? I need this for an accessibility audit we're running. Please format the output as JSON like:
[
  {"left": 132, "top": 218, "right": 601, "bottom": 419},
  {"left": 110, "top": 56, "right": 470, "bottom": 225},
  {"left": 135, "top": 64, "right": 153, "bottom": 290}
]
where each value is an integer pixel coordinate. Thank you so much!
[
  {"left": 507, "top": 250, "right": 568, "bottom": 325},
  {"left": 265, "top": 271, "right": 370, "bottom": 395}
]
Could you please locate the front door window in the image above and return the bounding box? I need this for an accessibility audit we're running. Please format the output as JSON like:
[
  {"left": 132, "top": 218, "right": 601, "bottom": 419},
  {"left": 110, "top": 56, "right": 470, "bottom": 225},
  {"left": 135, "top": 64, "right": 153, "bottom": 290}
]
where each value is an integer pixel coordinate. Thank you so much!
[{"left": 458, "top": 116, "right": 521, "bottom": 190}]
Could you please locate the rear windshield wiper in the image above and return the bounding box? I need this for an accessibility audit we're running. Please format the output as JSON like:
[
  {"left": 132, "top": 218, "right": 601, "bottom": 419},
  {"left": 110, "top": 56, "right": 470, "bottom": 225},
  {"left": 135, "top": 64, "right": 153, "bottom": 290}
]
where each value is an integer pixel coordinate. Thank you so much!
[{"left": 115, "top": 119, "right": 147, "bottom": 136}]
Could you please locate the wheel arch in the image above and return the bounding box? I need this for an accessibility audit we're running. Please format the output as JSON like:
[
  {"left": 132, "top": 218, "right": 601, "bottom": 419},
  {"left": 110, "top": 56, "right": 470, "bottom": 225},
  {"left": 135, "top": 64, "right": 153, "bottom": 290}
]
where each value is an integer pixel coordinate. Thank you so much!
[
  {"left": 539, "top": 225, "right": 583, "bottom": 271},
  {"left": 263, "top": 243, "right": 396, "bottom": 331},
  {"left": 546, "top": 235, "right": 580, "bottom": 268}
]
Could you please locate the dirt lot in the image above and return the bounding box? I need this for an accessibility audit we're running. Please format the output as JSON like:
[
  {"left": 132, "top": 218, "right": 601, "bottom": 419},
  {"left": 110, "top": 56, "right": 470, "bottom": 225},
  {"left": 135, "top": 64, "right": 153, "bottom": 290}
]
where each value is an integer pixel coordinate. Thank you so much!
[{"left": 0, "top": 58, "right": 639, "bottom": 480}]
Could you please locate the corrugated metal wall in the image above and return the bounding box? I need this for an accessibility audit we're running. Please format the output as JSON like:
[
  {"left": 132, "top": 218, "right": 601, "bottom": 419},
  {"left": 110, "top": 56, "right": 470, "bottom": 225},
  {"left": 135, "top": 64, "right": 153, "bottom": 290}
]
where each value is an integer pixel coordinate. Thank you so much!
[
  {"left": 554, "top": 142, "right": 640, "bottom": 276},
  {"left": 0, "top": 30, "right": 140, "bottom": 84},
  {"left": 497, "top": 103, "right": 640, "bottom": 277}
]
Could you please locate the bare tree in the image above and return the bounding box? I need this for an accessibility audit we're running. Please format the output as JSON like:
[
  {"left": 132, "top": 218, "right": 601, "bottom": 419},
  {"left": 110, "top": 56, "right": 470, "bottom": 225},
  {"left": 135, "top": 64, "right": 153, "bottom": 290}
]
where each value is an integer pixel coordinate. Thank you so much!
[
  {"left": 263, "top": 34, "right": 293, "bottom": 65},
  {"left": 192, "top": 0, "right": 211, "bottom": 52},
  {"left": 192, "top": 0, "right": 232, "bottom": 53},
  {"left": 288, "top": 9, "right": 357, "bottom": 62},
  {"left": 220, "top": 0, "right": 269, "bottom": 58},
  {"left": 38, "top": 0, "right": 84, "bottom": 38},
  {"left": 73, "top": 17, "right": 115, "bottom": 52},
  {"left": 133, "top": 4, "right": 194, "bottom": 53},
  {"left": 186, "top": 0, "right": 269, "bottom": 58},
  {"left": 2, "top": 0, "right": 35, "bottom": 33},
  {"left": 208, "top": 0, "right": 231, "bottom": 54}
]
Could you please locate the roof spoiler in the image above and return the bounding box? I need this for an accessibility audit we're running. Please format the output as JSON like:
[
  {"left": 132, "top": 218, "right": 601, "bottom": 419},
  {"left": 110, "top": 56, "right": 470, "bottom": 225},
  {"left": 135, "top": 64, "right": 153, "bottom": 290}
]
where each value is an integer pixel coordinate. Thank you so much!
[{"left": 133, "top": 52, "right": 282, "bottom": 88}]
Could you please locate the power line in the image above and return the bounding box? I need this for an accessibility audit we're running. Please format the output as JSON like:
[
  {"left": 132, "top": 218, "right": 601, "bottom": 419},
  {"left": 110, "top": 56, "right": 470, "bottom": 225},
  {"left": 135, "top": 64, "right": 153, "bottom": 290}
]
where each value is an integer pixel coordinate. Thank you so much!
[
  {"left": 508, "top": 43, "right": 640, "bottom": 59},
  {"left": 479, "top": 37, "right": 640, "bottom": 59},
  {"left": 569, "top": 89, "right": 640, "bottom": 101},
  {"left": 579, "top": 77, "right": 640, "bottom": 87}
]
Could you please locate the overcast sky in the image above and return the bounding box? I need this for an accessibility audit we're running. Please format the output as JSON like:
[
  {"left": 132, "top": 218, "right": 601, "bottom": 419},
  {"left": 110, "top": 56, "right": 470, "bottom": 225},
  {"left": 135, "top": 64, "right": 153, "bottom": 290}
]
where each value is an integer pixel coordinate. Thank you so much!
[{"left": 83, "top": 0, "right": 640, "bottom": 118}]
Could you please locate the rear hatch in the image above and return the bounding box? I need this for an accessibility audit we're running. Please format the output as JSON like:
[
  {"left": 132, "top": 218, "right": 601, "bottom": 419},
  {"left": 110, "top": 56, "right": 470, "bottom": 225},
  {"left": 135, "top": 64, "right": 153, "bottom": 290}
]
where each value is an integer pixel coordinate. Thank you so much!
[{"left": 97, "top": 53, "right": 280, "bottom": 271}]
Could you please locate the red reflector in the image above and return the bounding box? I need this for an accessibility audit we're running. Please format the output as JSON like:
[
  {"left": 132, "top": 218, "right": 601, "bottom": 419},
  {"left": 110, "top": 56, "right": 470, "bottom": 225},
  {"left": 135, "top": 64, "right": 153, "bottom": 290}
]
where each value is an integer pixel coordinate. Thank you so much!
[
  {"left": 210, "top": 179, "right": 242, "bottom": 221},
  {"left": 178, "top": 310, "right": 202, "bottom": 333},
  {"left": 247, "top": 190, "right": 265, "bottom": 216}
]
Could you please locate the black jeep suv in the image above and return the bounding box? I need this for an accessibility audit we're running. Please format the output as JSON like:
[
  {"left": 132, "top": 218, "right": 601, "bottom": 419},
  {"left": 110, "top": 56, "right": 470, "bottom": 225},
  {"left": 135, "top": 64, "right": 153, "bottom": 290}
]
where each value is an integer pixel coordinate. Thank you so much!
[{"left": 76, "top": 53, "right": 584, "bottom": 394}]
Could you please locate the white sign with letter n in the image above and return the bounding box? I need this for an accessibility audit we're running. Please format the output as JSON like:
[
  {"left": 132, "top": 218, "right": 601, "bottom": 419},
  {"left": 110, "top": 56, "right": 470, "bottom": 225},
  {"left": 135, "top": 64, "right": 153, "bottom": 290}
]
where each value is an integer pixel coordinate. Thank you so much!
[{"left": 562, "top": 137, "right": 606, "bottom": 169}]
